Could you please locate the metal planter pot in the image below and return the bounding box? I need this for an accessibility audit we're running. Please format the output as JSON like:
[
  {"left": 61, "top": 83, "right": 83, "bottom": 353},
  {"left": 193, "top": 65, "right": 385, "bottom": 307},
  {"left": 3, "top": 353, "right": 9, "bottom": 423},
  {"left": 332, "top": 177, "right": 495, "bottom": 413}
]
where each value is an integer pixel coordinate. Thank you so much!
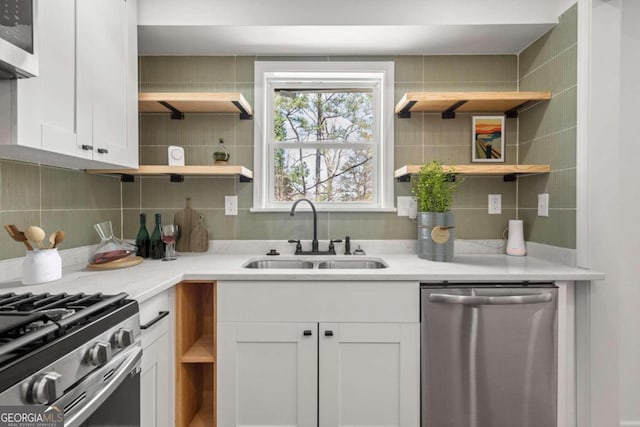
[{"left": 417, "top": 212, "right": 455, "bottom": 262}]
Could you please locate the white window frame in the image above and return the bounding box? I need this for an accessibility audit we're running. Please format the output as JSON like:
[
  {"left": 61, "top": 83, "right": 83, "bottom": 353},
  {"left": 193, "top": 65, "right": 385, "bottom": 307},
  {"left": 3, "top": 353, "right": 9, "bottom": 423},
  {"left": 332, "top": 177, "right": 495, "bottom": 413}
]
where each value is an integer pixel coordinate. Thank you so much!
[{"left": 252, "top": 61, "right": 395, "bottom": 212}]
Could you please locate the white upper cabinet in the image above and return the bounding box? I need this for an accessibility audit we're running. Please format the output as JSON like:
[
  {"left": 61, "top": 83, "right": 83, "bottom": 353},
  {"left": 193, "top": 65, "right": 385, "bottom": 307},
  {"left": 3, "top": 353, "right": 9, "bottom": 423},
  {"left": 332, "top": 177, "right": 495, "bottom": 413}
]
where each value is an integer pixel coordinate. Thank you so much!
[{"left": 0, "top": 0, "right": 138, "bottom": 169}]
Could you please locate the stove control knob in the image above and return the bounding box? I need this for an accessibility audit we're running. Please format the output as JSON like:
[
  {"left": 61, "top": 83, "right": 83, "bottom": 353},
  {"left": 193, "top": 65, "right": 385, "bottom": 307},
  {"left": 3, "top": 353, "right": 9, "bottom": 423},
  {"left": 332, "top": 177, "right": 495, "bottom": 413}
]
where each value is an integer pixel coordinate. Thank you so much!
[
  {"left": 113, "top": 328, "right": 135, "bottom": 349},
  {"left": 31, "top": 372, "right": 62, "bottom": 404},
  {"left": 88, "top": 342, "right": 112, "bottom": 366}
]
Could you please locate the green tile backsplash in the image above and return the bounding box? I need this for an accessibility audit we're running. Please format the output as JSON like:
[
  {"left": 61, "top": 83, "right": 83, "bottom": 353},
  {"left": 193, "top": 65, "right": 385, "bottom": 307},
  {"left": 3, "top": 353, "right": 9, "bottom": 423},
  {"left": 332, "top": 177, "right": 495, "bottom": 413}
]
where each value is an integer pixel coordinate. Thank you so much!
[{"left": 0, "top": 15, "right": 579, "bottom": 261}]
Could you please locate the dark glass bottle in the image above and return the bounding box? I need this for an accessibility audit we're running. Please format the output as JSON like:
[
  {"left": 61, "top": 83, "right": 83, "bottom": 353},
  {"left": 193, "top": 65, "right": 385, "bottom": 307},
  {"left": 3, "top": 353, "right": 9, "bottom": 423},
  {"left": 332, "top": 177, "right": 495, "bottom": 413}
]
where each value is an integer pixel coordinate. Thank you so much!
[
  {"left": 135, "top": 213, "right": 151, "bottom": 258},
  {"left": 150, "top": 213, "right": 165, "bottom": 260}
]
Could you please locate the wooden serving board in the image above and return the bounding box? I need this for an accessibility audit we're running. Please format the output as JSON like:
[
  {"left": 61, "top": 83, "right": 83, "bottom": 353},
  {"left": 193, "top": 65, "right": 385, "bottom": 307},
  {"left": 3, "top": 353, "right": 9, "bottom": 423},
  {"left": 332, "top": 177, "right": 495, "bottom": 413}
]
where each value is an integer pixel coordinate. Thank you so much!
[
  {"left": 174, "top": 197, "right": 200, "bottom": 252},
  {"left": 87, "top": 256, "right": 143, "bottom": 271},
  {"left": 190, "top": 215, "right": 209, "bottom": 252}
]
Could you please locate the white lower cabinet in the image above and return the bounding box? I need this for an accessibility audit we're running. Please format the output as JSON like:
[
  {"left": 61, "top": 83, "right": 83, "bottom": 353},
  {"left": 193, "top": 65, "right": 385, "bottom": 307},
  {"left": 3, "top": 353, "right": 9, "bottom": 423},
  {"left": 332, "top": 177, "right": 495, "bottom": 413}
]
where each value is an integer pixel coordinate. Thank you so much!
[
  {"left": 139, "top": 290, "right": 174, "bottom": 427},
  {"left": 217, "top": 280, "right": 421, "bottom": 427}
]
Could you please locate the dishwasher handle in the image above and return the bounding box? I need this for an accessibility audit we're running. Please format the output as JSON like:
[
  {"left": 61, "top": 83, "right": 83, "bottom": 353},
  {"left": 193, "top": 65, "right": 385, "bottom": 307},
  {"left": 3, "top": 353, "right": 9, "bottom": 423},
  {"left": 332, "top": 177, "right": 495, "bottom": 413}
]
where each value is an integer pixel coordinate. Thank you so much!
[{"left": 428, "top": 292, "right": 553, "bottom": 305}]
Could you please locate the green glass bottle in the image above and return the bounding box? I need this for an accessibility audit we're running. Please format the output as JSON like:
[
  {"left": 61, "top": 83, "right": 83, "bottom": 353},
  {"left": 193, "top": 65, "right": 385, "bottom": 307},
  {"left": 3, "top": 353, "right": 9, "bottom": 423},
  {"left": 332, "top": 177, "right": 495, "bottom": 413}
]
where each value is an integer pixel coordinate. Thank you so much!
[
  {"left": 135, "top": 213, "right": 151, "bottom": 258},
  {"left": 150, "top": 213, "right": 165, "bottom": 260}
]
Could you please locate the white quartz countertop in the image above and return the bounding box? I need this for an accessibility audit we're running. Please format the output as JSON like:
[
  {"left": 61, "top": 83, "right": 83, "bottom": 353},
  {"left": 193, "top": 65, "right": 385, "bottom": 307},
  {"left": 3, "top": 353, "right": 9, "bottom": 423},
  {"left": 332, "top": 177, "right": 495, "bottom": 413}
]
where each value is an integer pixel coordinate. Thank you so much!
[{"left": 0, "top": 250, "right": 604, "bottom": 303}]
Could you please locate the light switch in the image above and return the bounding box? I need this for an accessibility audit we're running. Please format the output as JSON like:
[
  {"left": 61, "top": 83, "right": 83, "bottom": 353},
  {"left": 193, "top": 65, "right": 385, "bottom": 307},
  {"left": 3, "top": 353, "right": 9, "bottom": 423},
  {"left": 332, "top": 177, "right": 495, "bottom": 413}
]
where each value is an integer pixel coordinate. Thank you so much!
[
  {"left": 225, "top": 195, "right": 238, "bottom": 216},
  {"left": 488, "top": 194, "right": 502, "bottom": 214}
]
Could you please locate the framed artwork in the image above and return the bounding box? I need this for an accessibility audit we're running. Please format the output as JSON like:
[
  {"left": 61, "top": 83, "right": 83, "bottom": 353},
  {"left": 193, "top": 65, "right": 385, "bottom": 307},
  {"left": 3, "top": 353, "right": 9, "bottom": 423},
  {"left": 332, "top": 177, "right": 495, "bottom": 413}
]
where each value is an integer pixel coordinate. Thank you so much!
[{"left": 472, "top": 116, "right": 505, "bottom": 162}]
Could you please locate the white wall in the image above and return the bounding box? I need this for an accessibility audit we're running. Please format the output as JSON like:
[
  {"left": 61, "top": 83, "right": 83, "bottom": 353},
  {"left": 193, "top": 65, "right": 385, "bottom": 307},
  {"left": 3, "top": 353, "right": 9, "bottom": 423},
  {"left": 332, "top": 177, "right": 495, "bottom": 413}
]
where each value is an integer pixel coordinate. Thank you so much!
[{"left": 578, "top": 0, "right": 640, "bottom": 425}]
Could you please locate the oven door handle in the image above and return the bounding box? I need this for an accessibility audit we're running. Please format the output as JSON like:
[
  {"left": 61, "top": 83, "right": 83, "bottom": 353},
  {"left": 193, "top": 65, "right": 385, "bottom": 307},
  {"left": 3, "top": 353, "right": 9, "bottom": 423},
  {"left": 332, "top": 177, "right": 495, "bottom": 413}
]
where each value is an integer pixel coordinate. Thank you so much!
[
  {"left": 63, "top": 346, "right": 142, "bottom": 427},
  {"left": 428, "top": 293, "right": 553, "bottom": 305}
]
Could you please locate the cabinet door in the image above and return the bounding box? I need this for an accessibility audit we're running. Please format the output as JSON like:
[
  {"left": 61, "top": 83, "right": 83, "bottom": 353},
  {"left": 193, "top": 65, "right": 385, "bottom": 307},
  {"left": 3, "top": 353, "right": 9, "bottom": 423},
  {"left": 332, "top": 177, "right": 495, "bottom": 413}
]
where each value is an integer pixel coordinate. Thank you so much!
[
  {"left": 218, "top": 322, "right": 318, "bottom": 427},
  {"left": 319, "top": 323, "right": 420, "bottom": 427},
  {"left": 76, "top": 0, "right": 131, "bottom": 166},
  {"left": 141, "top": 331, "right": 171, "bottom": 427}
]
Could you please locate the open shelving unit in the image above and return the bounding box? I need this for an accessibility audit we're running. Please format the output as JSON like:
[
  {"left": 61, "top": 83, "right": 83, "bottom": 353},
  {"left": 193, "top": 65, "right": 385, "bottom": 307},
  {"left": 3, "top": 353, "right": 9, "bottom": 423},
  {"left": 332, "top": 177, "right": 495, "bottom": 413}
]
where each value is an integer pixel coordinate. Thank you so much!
[
  {"left": 86, "top": 165, "right": 253, "bottom": 182},
  {"left": 395, "top": 91, "right": 552, "bottom": 119},
  {"left": 394, "top": 164, "right": 551, "bottom": 182},
  {"left": 176, "top": 281, "right": 216, "bottom": 427},
  {"left": 139, "top": 92, "right": 253, "bottom": 120}
]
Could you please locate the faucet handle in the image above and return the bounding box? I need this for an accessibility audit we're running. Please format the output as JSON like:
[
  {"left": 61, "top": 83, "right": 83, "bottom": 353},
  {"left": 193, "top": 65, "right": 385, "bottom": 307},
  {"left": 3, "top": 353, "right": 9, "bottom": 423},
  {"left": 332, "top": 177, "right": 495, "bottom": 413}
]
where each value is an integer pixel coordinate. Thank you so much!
[
  {"left": 288, "top": 239, "right": 303, "bottom": 254},
  {"left": 328, "top": 239, "right": 342, "bottom": 255}
]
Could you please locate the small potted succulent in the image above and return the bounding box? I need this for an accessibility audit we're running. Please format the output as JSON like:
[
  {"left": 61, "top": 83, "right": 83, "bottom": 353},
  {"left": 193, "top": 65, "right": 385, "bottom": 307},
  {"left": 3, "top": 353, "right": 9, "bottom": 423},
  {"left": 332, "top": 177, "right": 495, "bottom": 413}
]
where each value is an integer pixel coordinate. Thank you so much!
[{"left": 412, "top": 160, "right": 461, "bottom": 262}]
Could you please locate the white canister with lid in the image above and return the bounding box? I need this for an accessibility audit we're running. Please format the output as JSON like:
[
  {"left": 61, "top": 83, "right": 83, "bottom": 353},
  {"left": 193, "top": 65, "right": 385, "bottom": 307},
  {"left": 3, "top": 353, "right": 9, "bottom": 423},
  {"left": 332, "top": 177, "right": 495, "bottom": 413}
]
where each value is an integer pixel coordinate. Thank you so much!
[{"left": 22, "top": 249, "right": 62, "bottom": 285}]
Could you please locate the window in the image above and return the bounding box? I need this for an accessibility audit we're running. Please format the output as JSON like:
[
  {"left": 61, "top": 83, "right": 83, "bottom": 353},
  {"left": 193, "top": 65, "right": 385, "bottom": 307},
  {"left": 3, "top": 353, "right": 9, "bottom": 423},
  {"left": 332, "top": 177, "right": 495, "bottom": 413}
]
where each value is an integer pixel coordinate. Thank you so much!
[{"left": 252, "top": 62, "right": 395, "bottom": 211}]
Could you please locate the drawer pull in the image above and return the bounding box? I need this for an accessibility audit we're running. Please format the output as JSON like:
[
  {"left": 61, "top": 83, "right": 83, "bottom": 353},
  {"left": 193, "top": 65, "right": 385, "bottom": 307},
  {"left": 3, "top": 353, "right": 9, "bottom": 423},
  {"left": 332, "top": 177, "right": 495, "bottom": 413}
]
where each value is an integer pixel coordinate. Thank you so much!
[
  {"left": 97, "top": 148, "right": 109, "bottom": 154},
  {"left": 81, "top": 144, "right": 94, "bottom": 151},
  {"left": 140, "top": 311, "right": 170, "bottom": 330},
  {"left": 324, "top": 330, "right": 334, "bottom": 337},
  {"left": 303, "top": 330, "right": 312, "bottom": 336}
]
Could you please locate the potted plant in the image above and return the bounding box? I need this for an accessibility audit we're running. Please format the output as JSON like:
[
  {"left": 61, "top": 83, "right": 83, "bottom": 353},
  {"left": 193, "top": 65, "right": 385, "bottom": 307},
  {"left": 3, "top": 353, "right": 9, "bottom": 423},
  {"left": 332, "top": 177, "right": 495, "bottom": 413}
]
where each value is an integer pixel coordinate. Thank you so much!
[{"left": 412, "top": 160, "right": 461, "bottom": 262}]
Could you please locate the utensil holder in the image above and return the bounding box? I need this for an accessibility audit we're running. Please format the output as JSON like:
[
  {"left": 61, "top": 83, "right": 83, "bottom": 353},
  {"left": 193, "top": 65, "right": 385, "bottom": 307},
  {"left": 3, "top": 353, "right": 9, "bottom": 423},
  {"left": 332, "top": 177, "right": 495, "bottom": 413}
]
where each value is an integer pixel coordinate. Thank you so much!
[{"left": 22, "top": 249, "right": 62, "bottom": 285}]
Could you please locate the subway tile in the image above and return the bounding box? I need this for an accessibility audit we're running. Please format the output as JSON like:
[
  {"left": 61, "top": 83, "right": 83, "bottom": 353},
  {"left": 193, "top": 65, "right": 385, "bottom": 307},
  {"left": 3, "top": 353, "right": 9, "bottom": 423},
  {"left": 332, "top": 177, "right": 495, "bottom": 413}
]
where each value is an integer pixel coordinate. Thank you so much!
[
  {"left": 0, "top": 160, "right": 40, "bottom": 211},
  {"left": 519, "top": 127, "right": 576, "bottom": 169},
  {"left": 122, "top": 179, "right": 142, "bottom": 210},
  {"left": 422, "top": 81, "right": 518, "bottom": 92},
  {"left": 451, "top": 208, "right": 517, "bottom": 240},
  {"left": 453, "top": 177, "right": 517, "bottom": 209},
  {"left": 235, "top": 56, "right": 256, "bottom": 83},
  {"left": 41, "top": 167, "right": 121, "bottom": 210},
  {"left": 518, "top": 169, "right": 576, "bottom": 209},
  {"left": 394, "top": 146, "right": 424, "bottom": 168},
  {"left": 394, "top": 56, "right": 423, "bottom": 83},
  {"left": 139, "top": 114, "right": 171, "bottom": 147},
  {"left": 328, "top": 212, "right": 417, "bottom": 240},
  {"left": 236, "top": 181, "right": 254, "bottom": 209},
  {"left": 423, "top": 115, "right": 471, "bottom": 146},
  {"left": 139, "top": 147, "right": 168, "bottom": 165},
  {"left": 235, "top": 115, "right": 255, "bottom": 146},
  {"left": 395, "top": 82, "right": 424, "bottom": 104},
  {"left": 423, "top": 55, "right": 517, "bottom": 83},
  {"left": 235, "top": 210, "right": 330, "bottom": 241},
  {"left": 0, "top": 211, "right": 41, "bottom": 260},
  {"left": 394, "top": 114, "right": 423, "bottom": 146},
  {"left": 519, "top": 87, "right": 576, "bottom": 141},
  {"left": 520, "top": 45, "right": 577, "bottom": 93},
  {"left": 41, "top": 209, "right": 122, "bottom": 247},
  {"left": 140, "top": 56, "right": 236, "bottom": 85},
  {"left": 519, "top": 208, "right": 576, "bottom": 249},
  {"left": 139, "top": 176, "right": 236, "bottom": 210},
  {"left": 234, "top": 146, "right": 254, "bottom": 170}
]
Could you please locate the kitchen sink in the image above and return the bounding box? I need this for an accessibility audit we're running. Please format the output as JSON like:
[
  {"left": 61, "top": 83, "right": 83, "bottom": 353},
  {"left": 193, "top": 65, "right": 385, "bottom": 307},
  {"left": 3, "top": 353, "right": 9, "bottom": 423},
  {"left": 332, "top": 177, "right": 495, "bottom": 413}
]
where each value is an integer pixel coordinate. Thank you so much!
[
  {"left": 242, "top": 257, "right": 388, "bottom": 269},
  {"left": 243, "top": 259, "right": 315, "bottom": 269},
  {"left": 317, "top": 259, "right": 387, "bottom": 269}
]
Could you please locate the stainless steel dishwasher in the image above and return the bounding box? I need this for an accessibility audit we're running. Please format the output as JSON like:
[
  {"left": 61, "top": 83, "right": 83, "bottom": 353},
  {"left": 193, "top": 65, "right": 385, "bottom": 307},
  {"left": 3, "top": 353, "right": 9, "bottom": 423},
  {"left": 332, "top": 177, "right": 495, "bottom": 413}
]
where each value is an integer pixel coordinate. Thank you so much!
[{"left": 421, "top": 283, "right": 558, "bottom": 427}]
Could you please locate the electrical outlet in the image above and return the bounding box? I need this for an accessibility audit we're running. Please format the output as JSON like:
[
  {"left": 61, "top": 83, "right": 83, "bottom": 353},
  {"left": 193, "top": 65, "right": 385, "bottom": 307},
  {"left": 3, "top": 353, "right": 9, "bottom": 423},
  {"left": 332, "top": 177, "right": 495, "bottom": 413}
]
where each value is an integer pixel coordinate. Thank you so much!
[
  {"left": 488, "top": 194, "right": 502, "bottom": 214},
  {"left": 538, "top": 193, "right": 549, "bottom": 217},
  {"left": 225, "top": 195, "right": 238, "bottom": 216},
  {"left": 397, "top": 196, "right": 415, "bottom": 217},
  {"left": 408, "top": 198, "right": 417, "bottom": 219}
]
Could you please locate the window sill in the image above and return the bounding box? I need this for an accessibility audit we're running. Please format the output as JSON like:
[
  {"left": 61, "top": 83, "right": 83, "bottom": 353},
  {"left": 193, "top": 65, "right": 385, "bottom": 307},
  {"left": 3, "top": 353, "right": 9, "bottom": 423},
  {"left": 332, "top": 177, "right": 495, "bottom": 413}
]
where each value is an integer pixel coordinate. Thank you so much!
[{"left": 249, "top": 207, "right": 398, "bottom": 213}]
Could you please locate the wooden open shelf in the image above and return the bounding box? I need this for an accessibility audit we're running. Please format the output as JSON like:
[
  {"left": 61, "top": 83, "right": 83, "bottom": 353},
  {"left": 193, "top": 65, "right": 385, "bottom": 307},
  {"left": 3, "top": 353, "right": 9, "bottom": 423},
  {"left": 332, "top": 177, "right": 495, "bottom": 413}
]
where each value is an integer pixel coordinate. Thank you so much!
[
  {"left": 395, "top": 164, "right": 551, "bottom": 182},
  {"left": 181, "top": 336, "right": 215, "bottom": 363},
  {"left": 176, "top": 282, "right": 216, "bottom": 427},
  {"left": 86, "top": 165, "right": 253, "bottom": 182},
  {"left": 395, "top": 91, "right": 551, "bottom": 119},
  {"left": 139, "top": 92, "right": 253, "bottom": 120}
]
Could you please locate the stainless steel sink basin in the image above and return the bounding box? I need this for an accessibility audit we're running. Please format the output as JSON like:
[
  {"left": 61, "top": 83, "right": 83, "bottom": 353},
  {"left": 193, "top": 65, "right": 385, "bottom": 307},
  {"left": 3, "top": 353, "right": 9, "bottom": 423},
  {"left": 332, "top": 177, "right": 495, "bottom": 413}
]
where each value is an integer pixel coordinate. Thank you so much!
[
  {"left": 242, "top": 257, "right": 387, "bottom": 269},
  {"left": 317, "top": 259, "right": 387, "bottom": 269},
  {"left": 243, "top": 259, "right": 315, "bottom": 269}
]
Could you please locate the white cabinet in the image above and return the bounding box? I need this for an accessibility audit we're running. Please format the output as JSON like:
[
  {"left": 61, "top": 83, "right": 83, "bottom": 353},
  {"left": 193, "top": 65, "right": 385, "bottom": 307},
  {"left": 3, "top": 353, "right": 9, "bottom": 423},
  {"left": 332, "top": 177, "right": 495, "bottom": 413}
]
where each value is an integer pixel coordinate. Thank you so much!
[
  {"left": 0, "top": 0, "right": 138, "bottom": 169},
  {"left": 218, "top": 281, "right": 420, "bottom": 427},
  {"left": 139, "top": 289, "right": 174, "bottom": 427},
  {"left": 76, "top": 0, "right": 138, "bottom": 168}
]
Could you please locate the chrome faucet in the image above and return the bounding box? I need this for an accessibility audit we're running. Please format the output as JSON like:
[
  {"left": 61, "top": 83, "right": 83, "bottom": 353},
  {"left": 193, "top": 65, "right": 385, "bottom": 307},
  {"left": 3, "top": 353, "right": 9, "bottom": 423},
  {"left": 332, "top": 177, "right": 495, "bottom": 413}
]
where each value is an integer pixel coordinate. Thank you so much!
[{"left": 290, "top": 198, "right": 319, "bottom": 253}]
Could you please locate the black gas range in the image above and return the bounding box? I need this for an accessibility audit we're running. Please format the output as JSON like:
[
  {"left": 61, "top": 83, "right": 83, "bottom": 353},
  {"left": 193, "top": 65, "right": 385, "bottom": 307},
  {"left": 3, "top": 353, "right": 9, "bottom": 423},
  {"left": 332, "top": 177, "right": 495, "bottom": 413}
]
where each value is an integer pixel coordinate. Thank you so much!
[{"left": 0, "top": 292, "right": 142, "bottom": 426}]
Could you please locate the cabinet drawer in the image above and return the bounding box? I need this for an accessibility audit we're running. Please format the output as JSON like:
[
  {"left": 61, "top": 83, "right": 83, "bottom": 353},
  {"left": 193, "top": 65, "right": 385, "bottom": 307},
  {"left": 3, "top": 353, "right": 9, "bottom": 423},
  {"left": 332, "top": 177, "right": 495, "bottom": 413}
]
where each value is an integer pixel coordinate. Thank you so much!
[
  {"left": 139, "top": 289, "right": 173, "bottom": 348},
  {"left": 218, "top": 281, "right": 419, "bottom": 323}
]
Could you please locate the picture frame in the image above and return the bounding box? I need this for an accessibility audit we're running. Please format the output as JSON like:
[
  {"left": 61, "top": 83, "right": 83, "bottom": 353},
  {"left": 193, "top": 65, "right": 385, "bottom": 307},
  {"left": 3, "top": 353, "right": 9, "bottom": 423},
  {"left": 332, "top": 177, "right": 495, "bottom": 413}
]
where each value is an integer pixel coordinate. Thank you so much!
[{"left": 472, "top": 116, "right": 505, "bottom": 163}]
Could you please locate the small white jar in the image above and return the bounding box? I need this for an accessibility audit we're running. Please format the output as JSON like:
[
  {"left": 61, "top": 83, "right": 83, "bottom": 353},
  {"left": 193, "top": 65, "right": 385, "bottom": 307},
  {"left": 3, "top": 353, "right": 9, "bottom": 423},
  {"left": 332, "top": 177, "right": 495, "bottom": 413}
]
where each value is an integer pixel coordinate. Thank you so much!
[{"left": 22, "top": 249, "right": 62, "bottom": 285}]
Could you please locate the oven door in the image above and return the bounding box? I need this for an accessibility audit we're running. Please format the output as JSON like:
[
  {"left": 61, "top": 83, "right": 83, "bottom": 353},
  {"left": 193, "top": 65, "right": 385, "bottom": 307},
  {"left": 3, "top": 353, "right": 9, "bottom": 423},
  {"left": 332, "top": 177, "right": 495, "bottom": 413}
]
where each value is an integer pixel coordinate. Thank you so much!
[{"left": 58, "top": 345, "right": 142, "bottom": 427}]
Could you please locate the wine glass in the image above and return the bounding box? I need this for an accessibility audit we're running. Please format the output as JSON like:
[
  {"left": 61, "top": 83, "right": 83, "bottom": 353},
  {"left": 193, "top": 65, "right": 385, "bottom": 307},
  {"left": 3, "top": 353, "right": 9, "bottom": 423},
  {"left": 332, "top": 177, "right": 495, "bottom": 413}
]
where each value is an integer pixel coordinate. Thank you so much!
[{"left": 161, "top": 224, "right": 178, "bottom": 261}]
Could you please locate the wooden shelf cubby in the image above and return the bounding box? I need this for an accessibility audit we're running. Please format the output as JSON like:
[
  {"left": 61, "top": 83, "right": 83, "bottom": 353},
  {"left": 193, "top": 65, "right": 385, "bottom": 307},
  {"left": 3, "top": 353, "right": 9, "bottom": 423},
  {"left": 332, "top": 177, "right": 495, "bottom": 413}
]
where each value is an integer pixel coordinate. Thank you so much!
[{"left": 176, "top": 281, "right": 216, "bottom": 427}]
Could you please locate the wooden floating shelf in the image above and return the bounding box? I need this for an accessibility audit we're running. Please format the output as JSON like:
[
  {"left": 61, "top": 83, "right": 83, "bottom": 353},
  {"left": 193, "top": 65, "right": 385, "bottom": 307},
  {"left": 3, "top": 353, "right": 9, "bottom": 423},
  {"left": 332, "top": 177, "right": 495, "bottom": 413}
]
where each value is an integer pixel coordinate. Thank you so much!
[
  {"left": 86, "top": 165, "right": 253, "bottom": 182},
  {"left": 181, "top": 336, "right": 215, "bottom": 363},
  {"left": 395, "top": 91, "right": 552, "bottom": 119},
  {"left": 395, "top": 164, "right": 551, "bottom": 182},
  {"left": 139, "top": 91, "right": 253, "bottom": 120}
]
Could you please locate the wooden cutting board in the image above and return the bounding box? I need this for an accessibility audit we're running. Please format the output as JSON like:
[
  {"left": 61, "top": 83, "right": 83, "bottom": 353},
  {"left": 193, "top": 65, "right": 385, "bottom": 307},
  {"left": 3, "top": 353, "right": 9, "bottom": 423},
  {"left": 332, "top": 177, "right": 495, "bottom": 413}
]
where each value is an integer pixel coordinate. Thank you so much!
[
  {"left": 190, "top": 215, "right": 209, "bottom": 252},
  {"left": 174, "top": 197, "right": 200, "bottom": 252},
  {"left": 87, "top": 256, "right": 143, "bottom": 270}
]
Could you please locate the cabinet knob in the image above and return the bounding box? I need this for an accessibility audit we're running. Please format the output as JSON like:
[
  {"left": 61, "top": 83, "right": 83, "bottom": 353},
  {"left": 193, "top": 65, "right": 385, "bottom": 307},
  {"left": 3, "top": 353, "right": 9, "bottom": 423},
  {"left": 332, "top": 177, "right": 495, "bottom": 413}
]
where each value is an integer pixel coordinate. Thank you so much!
[
  {"left": 303, "top": 330, "right": 312, "bottom": 336},
  {"left": 81, "top": 144, "right": 94, "bottom": 151},
  {"left": 324, "top": 330, "right": 334, "bottom": 337},
  {"left": 97, "top": 148, "right": 109, "bottom": 154}
]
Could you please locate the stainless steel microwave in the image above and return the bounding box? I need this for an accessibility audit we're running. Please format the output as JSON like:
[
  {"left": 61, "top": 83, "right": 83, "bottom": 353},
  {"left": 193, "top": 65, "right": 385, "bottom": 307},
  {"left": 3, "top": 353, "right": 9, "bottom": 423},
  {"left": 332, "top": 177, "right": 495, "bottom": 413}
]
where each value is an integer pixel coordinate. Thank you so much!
[{"left": 0, "top": 0, "right": 38, "bottom": 79}]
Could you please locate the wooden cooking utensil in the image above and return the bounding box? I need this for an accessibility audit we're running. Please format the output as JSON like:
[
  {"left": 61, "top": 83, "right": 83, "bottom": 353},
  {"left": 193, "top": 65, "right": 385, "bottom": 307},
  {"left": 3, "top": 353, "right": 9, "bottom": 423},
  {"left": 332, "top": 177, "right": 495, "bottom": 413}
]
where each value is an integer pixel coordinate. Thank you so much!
[
  {"left": 24, "top": 226, "right": 46, "bottom": 250},
  {"left": 174, "top": 197, "right": 200, "bottom": 252},
  {"left": 4, "top": 225, "right": 34, "bottom": 250},
  {"left": 49, "top": 230, "right": 66, "bottom": 249}
]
